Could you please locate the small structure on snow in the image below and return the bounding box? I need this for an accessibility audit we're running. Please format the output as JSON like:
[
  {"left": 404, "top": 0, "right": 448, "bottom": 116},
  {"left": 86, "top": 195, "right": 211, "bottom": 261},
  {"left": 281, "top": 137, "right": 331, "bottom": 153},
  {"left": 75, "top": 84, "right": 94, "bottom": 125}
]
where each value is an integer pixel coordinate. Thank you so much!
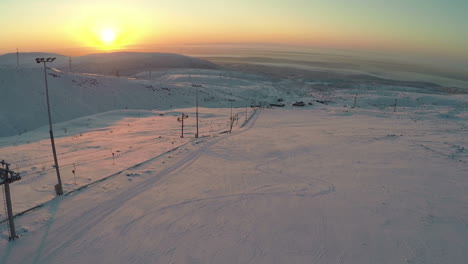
[{"left": 292, "top": 101, "right": 305, "bottom": 107}]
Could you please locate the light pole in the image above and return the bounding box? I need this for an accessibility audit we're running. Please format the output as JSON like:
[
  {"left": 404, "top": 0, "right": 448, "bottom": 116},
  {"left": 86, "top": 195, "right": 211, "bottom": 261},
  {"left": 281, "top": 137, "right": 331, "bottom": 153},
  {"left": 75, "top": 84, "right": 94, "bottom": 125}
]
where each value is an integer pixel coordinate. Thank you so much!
[
  {"left": 190, "top": 66, "right": 199, "bottom": 138},
  {"left": 194, "top": 83, "right": 199, "bottom": 138},
  {"left": 36, "top": 57, "right": 63, "bottom": 196}
]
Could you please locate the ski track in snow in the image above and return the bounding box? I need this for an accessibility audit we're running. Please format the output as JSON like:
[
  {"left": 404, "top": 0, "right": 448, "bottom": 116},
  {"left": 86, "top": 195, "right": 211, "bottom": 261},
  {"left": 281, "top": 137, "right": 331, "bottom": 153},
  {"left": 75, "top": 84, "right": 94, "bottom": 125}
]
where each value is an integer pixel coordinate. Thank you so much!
[
  {"left": 18, "top": 138, "right": 172, "bottom": 185},
  {"left": 19, "top": 109, "right": 339, "bottom": 264},
  {"left": 34, "top": 109, "right": 262, "bottom": 262},
  {"left": 1, "top": 106, "right": 467, "bottom": 263}
]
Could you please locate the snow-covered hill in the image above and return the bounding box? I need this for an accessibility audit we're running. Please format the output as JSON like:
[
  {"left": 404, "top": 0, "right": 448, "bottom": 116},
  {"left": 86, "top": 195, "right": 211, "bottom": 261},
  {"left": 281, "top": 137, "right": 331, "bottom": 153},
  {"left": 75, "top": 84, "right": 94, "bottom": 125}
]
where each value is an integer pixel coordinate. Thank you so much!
[
  {"left": 62, "top": 52, "right": 219, "bottom": 76},
  {"left": 1, "top": 106, "right": 467, "bottom": 263},
  {"left": 0, "top": 52, "right": 68, "bottom": 69},
  {"left": 0, "top": 66, "right": 277, "bottom": 138},
  {"left": 0, "top": 52, "right": 219, "bottom": 76}
]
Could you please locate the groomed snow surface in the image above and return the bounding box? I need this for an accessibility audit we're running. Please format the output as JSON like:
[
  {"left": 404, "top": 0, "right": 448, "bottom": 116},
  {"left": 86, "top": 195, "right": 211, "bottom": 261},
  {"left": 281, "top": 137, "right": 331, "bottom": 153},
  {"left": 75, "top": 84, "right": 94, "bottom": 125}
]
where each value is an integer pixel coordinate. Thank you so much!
[
  {"left": 1, "top": 105, "right": 467, "bottom": 263},
  {"left": 0, "top": 60, "right": 467, "bottom": 263},
  {"left": 0, "top": 107, "right": 253, "bottom": 216}
]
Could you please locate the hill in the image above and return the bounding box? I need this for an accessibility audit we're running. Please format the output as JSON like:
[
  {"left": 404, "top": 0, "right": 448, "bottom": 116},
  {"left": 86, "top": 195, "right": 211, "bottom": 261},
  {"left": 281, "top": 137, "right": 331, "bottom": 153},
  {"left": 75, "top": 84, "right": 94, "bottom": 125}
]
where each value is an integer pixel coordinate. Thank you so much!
[{"left": 0, "top": 52, "right": 219, "bottom": 76}]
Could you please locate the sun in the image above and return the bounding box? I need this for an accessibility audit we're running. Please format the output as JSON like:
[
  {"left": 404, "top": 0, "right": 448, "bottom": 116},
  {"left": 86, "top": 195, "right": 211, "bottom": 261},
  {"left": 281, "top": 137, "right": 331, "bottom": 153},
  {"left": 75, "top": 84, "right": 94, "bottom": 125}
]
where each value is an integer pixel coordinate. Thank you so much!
[{"left": 101, "top": 28, "right": 116, "bottom": 44}]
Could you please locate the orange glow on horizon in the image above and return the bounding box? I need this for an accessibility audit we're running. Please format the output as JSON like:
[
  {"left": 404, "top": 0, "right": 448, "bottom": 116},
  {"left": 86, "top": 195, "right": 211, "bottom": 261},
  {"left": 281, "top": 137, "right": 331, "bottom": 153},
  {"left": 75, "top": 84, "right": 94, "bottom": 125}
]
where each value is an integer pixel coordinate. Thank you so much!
[{"left": 1, "top": 1, "right": 467, "bottom": 60}]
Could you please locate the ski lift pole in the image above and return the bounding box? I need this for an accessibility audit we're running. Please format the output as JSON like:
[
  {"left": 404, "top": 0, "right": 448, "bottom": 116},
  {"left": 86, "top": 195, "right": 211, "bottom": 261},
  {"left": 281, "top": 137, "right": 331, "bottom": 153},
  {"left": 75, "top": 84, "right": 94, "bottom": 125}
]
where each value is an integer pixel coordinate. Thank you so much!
[
  {"left": 196, "top": 84, "right": 199, "bottom": 138},
  {"left": 177, "top": 113, "right": 189, "bottom": 138},
  {"left": 1, "top": 160, "right": 21, "bottom": 241}
]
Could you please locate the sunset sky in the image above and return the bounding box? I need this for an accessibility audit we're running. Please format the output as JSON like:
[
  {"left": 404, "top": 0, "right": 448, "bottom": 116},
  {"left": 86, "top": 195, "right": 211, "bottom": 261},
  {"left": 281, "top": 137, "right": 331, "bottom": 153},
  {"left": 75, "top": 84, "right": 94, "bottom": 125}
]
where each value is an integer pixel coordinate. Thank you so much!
[{"left": 1, "top": 0, "right": 467, "bottom": 59}]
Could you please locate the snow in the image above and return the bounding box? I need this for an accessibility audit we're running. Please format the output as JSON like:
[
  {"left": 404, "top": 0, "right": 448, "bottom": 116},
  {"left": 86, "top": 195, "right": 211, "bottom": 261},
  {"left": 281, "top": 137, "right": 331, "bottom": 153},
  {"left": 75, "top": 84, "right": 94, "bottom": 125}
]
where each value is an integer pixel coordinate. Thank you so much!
[
  {"left": 0, "top": 107, "right": 467, "bottom": 263},
  {"left": 0, "top": 107, "right": 252, "bottom": 216},
  {"left": 0, "top": 53, "right": 467, "bottom": 263},
  {"left": 0, "top": 67, "right": 272, "bottom": 138}
]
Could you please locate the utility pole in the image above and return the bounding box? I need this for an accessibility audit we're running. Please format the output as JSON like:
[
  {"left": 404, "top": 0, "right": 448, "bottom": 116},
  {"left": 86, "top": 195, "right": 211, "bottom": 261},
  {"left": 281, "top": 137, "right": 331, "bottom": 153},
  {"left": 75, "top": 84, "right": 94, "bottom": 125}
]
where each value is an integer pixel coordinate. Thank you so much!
[
  {"left": 35, "top": 57, "right": 63, "bottom": 196},
  {"left": 16, "top": 48, "right": 19, "bottom": 69},
  {"left": 195, "top": 84, "right": 199, "bottom": 138},
  {"left": 228, "top": 99, "right": 235, "bottom": 133},
  {"left": 192, "top": 83, "right": 199, "bottom": 138},
  {"left": 69, "top": 57, "right": 72, "bottom": 72},
  {"left": 190, "top": 64, "right": 199, "bottom": 138},
  {"left": 0, "top": 160, "right": 21, "bottom": 241},
  {"left": 177, "top": 113, "right": 189, "bottom": 138}
]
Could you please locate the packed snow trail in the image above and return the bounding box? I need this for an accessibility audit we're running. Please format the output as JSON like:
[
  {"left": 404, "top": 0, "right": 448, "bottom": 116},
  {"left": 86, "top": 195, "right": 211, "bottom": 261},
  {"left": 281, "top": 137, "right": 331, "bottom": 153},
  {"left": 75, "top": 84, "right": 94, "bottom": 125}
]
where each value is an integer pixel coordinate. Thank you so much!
[
  {"left": 1, "top": 109, "right": 468, "bottom": 263},
  {"left": 0, "top": 107, "right": 254, "bottom": 218},
  {"left": 0, "top": 107, "right": 259, "bottom": 225}
]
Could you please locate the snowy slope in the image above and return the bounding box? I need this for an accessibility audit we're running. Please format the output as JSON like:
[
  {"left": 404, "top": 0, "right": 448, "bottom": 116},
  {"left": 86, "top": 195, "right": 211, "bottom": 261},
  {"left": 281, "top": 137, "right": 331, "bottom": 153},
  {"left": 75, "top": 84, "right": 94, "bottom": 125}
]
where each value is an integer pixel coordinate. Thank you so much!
[
  {"left": 2, "top": 52, "right": 466, "bottom": 139},
  {"left": 0, "top": 67, "right": 276, "bottom": 138},
  {"left": 1, "top": 107, "right": 467, "bottom": 263},
  {"left": 0, "top": 67, "right": 180, "bottom": 137},
  {"left": 0, "top": 107, "right": 254, "bottom": 219}
]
